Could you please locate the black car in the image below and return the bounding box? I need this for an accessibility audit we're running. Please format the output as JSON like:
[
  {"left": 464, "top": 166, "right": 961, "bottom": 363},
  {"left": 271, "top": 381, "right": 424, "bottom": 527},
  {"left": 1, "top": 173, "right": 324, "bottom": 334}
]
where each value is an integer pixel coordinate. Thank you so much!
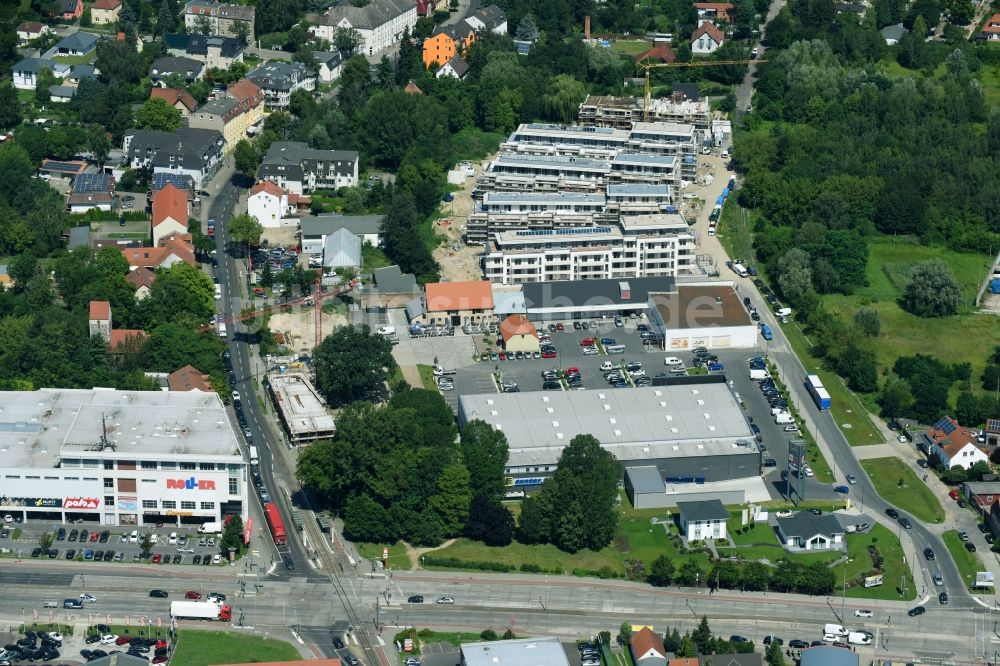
[
  {"left": 284, "top": 556, "right": 295, "bottom": 570},
  {"left": 924, "top": 548, "right": 935, "bottom": 560},
  {"left": 808, "top": 509, "right": 822, "bottom": 515},
  {"left": 763, "top": 458, "right": 777, "bottom": 467},
  {"left": 333, "top": 637, "right": 345, "bottom": 650},
  {"left": 885, "top": 507, "right": 899, "bottom": 520},
  {"left": 979, "top": 524, "right": 990, "bottom": 533},
  {"left": 917, "top": 459, "right": 929, "bottom": 468},
  {"left": 407, "top": 595, "right": 424, "bottom": 603},
  {"left": 85, "top": 635, "right": 101, "bottom": 645},
  {"left": 65, "top": 549, "right": 76, "bottom": 559},
  {"left": 729, "top": 636, "right": 750, "bottom": 644},
  {"left": 939, "top": 592, "right": 949, "bottom": 605},
  {"left": 149, "top": 589, "right": 168, "bottom": 598},
  {"left": 104, "top": 550, "right": 115, "bottom": 561},
  {"left": 47, "top": 548, "right": 58, "bottom": 558},
  {"left": 193, "top": 555, "right": 202, "bottom": 565},
  {"left": 68, "top": 529, "right": 78, "bottom": 541},
  {"left": 30, "top": 547, "right": 42, "bottom": 558},
  {"left": 100, "top": 530, "right": 110, "bottom": 543},
  {"left": 56, "top": 528, "right": 66, "bottom": 541},
  {"left": 907, "top": 605, "right": 926, "bottom": 617},
  {"left": 966, "top": 542, "right": 977, "bottom": 552},
  {"left": 899, "top": 517, "right": 912, "bottom": 529},
  {"left": 762, "top": 636, "right": 783, "bottom": 646}
]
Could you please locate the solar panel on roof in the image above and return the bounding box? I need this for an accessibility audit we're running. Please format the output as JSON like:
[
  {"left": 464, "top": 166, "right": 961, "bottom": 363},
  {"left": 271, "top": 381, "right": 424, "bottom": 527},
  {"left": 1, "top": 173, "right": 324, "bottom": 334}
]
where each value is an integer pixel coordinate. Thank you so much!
[
  {"left": 934, "top": 417, "right": 956, "bottom": 434},
  {"left": 73, "top": 172, "right": 111, "bottom": 193},
  {"left": 43, "top": 160, "right": 85, "bottom": 173},
  {"left": 515, "top": 40, "right": 531, "bottom": 55}
]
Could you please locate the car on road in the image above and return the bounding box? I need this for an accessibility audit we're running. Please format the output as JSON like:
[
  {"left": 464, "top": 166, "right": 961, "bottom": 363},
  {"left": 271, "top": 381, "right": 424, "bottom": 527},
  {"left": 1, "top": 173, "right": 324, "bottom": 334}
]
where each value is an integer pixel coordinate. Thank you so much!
[
  {"left": 284, "top": 556, "right": 295, "bottom": 570},
  {"left": 333, "top": 637, "right": 345, "bottom": 650},
  {"left": 762, "top": 636, "right": 783, "bottom": 646},
  {"left": 776, "top": 510, "right": 792, "bottom": 517},
  {"left": 436, "top": 596, "right": 455, "bottom": 605},
  {"left": 899, "top": 517, "right": 912, "bottom": 529},
  {"left": 80, "top": 593, "right": 96, "bottom": 603},
  {"left": 407, "top": 595, "right": 424, "bottom": 603},
  {"left": 933, "top": 572, "right": 943, "bottom": 585},
  {"left": 907, "top": 606, "right": 925, "bottom": 617},
  {"left": 788, "top": 640, "right": 808, "bottom": 649},
  {"left": 846, "top": 475, "right": 857, "bottom": 484},
  {"left": 966, "top": 542, "right": 977, "bottom": 552},
  {"left": 834, "top": 485, "right": 849, "bottom": 494},
  {"left": 663, "top": 357, "right": 683, "bottom": 366},
  {"left": 854, "top": 609, "right": 873, "bottom": 617},
  {"left": 959, "top": 531, "right": 969, "bottom": 541},
  {"left": 917, "top": 458, "right": 929, "bottom": 468},
  {"left": 924, "top": 548, "right": 935, "bottom": 560},
  {"left": 185, "top": 591, "right": 201, "bottom": 600},
  {"left": 149, "top": 590, "right": 168, "bottom": 598},
  {"left": 939, "top": 592, "right": 949, "bottom": 605},
  {"left": 885, "top": 508, "right": 899, "bottom": 520},
  {"left": 729, "top": 636, "right": 750, "bottom": 644}
]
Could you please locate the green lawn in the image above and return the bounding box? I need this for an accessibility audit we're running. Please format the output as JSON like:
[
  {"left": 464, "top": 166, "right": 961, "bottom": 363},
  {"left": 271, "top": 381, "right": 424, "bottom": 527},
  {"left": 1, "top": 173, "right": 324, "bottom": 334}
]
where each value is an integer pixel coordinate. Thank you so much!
[
  {"left": 861, "top": 457, "right": 944, "bottom": 523},
  {"left": 51, "top": 53, "right": 95, "bottom": 65},
  {"left": 717, "top": 200, "right": 755, "bottom": 263},
  {"left": 450, "top": 127, "right": 504, "bottom": 162},
  {"left": 942, "top": 529, "right": 987, "bottom": 591},
  {"left": 719, "top": 521, "right": 833, "bottom": 563},
  {"left": 834, "top": 524, "right": 915, "bottom": 601},
  {"left": 356, "top": 541, "right": 412, "bottom": 570},
  {"left": 171, "top": 631, "right": 301, "bottom": 666},
  {"left": 417, "top": 364, "right": 438, "bottom": 391},
  {"left": 362, "top": 242, "right": 391, "bottom": 272},
  {"left": 610, "top": 39, "right": 652, "bottom": 57}
]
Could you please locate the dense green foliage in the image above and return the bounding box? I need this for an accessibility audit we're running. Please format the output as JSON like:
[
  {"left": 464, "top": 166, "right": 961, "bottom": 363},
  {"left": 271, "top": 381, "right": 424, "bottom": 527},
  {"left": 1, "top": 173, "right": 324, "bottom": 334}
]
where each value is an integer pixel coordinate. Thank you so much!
[{"left": 312, "top": 325, "right": 397, "bottom": 405}]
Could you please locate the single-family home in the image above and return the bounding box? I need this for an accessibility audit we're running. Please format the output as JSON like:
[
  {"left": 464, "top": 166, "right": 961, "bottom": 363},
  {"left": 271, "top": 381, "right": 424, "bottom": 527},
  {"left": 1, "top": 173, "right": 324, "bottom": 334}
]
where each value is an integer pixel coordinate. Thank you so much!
[
  {"left": 66, "top": 63, "right": 98, "bottom": 84},
  {"left": 406, "top": 280, "right": 494, "bottom": 327},
  {"left": 881, "top": 23, "right": 907, "bottom": 45},
  {"left": 17, "top": 22, "right": 51, "bottom": 45},
  {"left": 152, "top": 183, "right": 190, "bottom": 246},
  {"left": 246, "top": 61, "right": 315, "bottom": 109},
  {"left": 423, "top": 21, "right": 476, "bottom": 68},
  {"left": 57, "top": 0, "right": 84, "bottom": 20},
  {"left": 631, "top": 627, "right": 668, "bottom": 666},
  {"left": 12, "top": 58, "right": 70, "bottom": 90},
  {"left": 690, "top": 21, "right": 724, "bottom": 54},
  {"left": 149, "top": 56, "right": 205, "bottom": 85},
  {"left": 775, "top": 512, "right": 845, "bottom": 551},
  {"left": 300, "top": 213, "right": 384, "bottom": 253},
  {"left": 247, "top": 180, "right": 300, "bottom": 227},
  {"left": 188, "top": 78, "right": 264, "bottom": 150},
  {"left": 834, "top": 1, "right": 866, "bottom": 16},
  {"left": 635, "top": 43, "right": 676, "bottom": 64},
  {"left": 91, "top": 0, "right": 122, "bottom": 24},
  {"left": 436, "top": 54, "right": 469, "bottom": 80},
  {"left": 694, "top": 2, "right": 734, "bottom": 21},
  {"left": 168, "top": 364, "right": 212, "bottom": 392},
  {"left": 313, "top": 51, "right": 344, "bottom": 83},
  {"left": 676, "top": 499, "right": 728, "bottom": 541},
  {"left": 125, "top": 266, "right": 156, "bottom": 300},
  {"left": 322, "top": 227, "right": 362, "bottom": 268},
  {"left": 88, "top": 300, "right": 112, "bottom": 342},
  {"left": 48, "top": 31, "right": 99, "bottom": 57},
  {"left": 183, "top": 0, "right": 256, "bottom": 42},
  {"left": 49, "top": 85, "right": 77, "bottom": 103},
  {"left": 121, "top": 127, "right": 225, "bottom": 189},
  {"left": 151, "top": 172, "right": 196, "bottom": 196},
  {"left": 962, "top": 481, "right": 1000, "bottom": 513},
  {"left": 979, "top": 13, "right": 1000, "bottom": 40},
  {"left": 121, "top": 234, "right": 195, "bottom": 270},
  {"left": 68, "top": 173, "right": 114, "bottom": 211},
  {"left": 150, "top": 87, "right": 199, "bottom": 116},
  {"left": 260, "top": 141, "right": 359, "bottom": 193},
  {"left": 307, "top": 0, "right": 417, "bottom": 58},
  {"left": 67, "top": 192, "right": 113, "bottom": 212},
  {"left": 926, "top": 416, "right": 990, "bottom": 470},
  {"left": 464, "top": 5, "right": 507, "bottom": 34},
  {"left": 499, "top": 314, "right": 539, "bottom": 354},
  {"left": 166, "top": 33, "right": 244, "bottom": 70}
]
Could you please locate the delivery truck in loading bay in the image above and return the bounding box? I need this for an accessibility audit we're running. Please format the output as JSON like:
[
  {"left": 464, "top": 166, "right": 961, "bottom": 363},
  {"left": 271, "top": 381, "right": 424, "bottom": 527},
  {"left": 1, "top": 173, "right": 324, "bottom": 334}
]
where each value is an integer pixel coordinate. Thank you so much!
[{"left": 170, "top": 601, "right": 232, "bottom": 621}]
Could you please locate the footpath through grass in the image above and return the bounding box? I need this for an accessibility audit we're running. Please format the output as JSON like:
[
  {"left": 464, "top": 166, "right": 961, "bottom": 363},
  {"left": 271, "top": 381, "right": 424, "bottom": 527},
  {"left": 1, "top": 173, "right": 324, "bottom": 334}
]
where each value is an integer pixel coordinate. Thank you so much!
[
  {"left": 860, "top": 457, "right": 944, "bottom": 524},
  {"left": 171, "top": 631, "right": 301, "bottom": 666},
  {"left": 942, "top": 529, "right": 987, "bottom": 592}
]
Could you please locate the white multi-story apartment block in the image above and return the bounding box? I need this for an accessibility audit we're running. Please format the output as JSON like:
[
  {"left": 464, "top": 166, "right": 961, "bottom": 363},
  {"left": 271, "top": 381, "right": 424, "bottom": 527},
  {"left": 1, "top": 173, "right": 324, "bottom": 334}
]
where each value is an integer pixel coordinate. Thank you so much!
[
  {"left": 308, "top": 0, "right": 417, "bottom": 57},
  {"left": 467, "top": 192, "right": 612, "bottom": 243},
  {"left": 482, "top": 215, "right": 695, "bottom": 285},
  {"left": 578, "top": 94, "right": 713, "bottom": 143}
]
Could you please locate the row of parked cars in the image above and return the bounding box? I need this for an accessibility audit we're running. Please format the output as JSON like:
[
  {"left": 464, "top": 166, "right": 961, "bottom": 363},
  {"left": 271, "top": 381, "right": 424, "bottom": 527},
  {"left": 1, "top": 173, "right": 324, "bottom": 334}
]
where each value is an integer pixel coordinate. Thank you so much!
[
  {"left": 0, "top": 630, "right": 63, "bottom": 664},
  {"left": 80, "top": 633, "right": 170, "bottom": 664}
]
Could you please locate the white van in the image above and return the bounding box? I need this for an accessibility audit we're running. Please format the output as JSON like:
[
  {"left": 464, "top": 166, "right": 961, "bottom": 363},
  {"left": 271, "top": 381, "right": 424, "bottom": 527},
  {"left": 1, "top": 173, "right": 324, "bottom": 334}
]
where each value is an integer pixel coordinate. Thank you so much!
[
  {"left": 749, "top": 368, "right": 769, "bottom": 380},
  {"left": 214, "top": 284, "right": 222, "bottom": 300},
  {"left": 218, "top": 322, "right": 227, "bottom": 338},
  {"left": 775, "top": 412, "right": 794, "bottom": 425}
]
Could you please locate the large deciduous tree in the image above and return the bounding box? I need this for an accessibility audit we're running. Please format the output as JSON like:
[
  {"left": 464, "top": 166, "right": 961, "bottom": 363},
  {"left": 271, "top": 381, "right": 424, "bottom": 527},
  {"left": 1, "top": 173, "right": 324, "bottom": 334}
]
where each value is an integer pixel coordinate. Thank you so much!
[
  {"left": 901, "top": 259, "right": 962, "bottom": 317},
  {"left": 134, "top": 97, "right": 182, "bottom": 132},
  {"left": 312, "top": 325, "right": 397, "bottom": 405}
]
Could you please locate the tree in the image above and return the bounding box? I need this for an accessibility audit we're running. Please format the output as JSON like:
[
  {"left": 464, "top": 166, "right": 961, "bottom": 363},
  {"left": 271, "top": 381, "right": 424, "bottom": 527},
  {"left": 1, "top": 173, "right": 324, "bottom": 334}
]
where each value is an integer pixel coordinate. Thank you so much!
[
  {"left": 228, "top": 214, "right": 263, "bottom": 249},
  {"left": 460, "top": 420, "right": 509, "bottom": 501},
  {"left": 901, "top": 259, "right": 962, "bottom": 317},
  {"left": 878, "top": 375, "right": 915, "bottom": 421},
  {"left": 777, "top": 248, "right": 814, "bottom": 305},
  {"left": 515, "top": 14, "right": 539, "bottom": 41},
  {"left": 9, "top": 253, "right": 38, "bottom": 289},
  {"left": 142, "top": 263, "right": 215, "bottom": 328},
  {"left": 618, "top": 622, "right": 633, "bottom": 646},
  {"left": 134, "top": 97, "right": 182, "bottom": 132},
  {"left": 35, "top": 66, "right": 57, "bottom": 105},
  {"left": 942, "top": 465, "right": 967, "bottom": 485},
  {"left": 767, "top": 641, "right": 785, "bottom": 666},
  {"left": 647, "top": 554, "right": 674, "bottom": 587},
  {"left": 0, "top": 82, "right": 23, "bottom": 130},
  {"left": 343, "top": 492, "right": 394, "bottom": 543},
  {"left": 428, "top": 462, "right": 472, "bottom": 535},
  {"left": 691, "top": 617, "right": 714, "bottom": 655},
  {"left": 233, "top": 139, "right": 259, "bottom": 179},
  {"left": 219, "top": 514, "right": 244, "bottom": 556},
  {"left": 894, "top": 354, "right": 953, "bottom": 422},
  {"left": 675, "top": 560, "right": 703, "bottom": 587},
  {"left": 312, "top": 324, "right": 396, "bottom": 405},
  {"left": 195, "top": 13, "right": 212, "bottom": 34},
  {"left": 334, "top": 26, "right": 364, "bottom": 57},
  {"left": 541, "top": 74, "right": 587, "bottom": 123},
  {"left": 157, "top": 0, "right": 175, "bottom": 35},
  {"left": 854, "top": 307, "right": 880, "bottom": 336},
  {"left": 464, "top": 495, "right": 514, "bottom": 546}
]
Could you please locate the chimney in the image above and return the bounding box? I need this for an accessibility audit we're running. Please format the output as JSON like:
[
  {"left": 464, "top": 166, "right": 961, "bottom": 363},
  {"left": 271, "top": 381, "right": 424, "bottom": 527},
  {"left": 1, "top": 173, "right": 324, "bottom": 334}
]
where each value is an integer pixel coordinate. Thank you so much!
[{"left": 585, "top": 15, "right": 590, "bottom": 40}]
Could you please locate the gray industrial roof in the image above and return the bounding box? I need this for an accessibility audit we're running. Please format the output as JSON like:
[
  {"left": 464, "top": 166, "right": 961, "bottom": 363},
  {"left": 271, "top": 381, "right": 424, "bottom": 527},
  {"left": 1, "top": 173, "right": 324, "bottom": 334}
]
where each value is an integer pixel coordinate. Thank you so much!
[
  {"left": 625, "top": 466, "right": 665, "bottom": 494},
  {"left": 0, "top": 388, "right": 241, "bottom": 469},
  {"left": 458, "top": 382, "right": 756, "bottom": 468},
  {"left": 372, "top": 265, "right": 417, "bottom": 293},
  {"left": 521, "top": 276, "right": 676, "bottom": 310},
  {"left": 323, "top": 227, "right": 361, "bottom": 268},
  {"left": 461, "top": 637, "right": 569, "bottom": 666},
  {"left": 799, "top": 646, "right": 858, "bottom": 666},
  {"left": 301, "top": 213, "right": 383, "bottom": 237},
  {"left": 677, "top": 499, "right": 729, "bottom": 522}
]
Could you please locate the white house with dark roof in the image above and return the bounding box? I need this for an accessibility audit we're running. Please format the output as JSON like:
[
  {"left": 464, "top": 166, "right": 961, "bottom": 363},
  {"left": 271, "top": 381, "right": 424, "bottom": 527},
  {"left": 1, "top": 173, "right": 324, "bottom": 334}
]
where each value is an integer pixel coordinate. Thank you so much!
[
  {"left": 246, "top": 61, "right": 315, "bottom": 108},
  {"left": 308, "top": 0, "right": 417, "bottom": 57},
  {"left": 776, "top": 512, "right": 845, "bottom": 551},
  {"left": 260, "top": 141, "right": 358, "bottom": 193},
  {"left": 436, "top": 54, "right": 469, "bottom": 80},
  {"left": 300, "top": 213, "right": 385, "bottom": 253},
  {"left": 149, "top": 56, "right": 205, "bottom": 85},
  {"left": 121, "top": 127, "right": 224, "bottom": 189},
  {"left": 12, "top": 58, "right": 70, "bottom": 90},
  {"left": 313, "top": 51, "right": 344, "bottom": 83},
  {"left": 464, "top": 4, "right": 507, "bottom": 34},
  {"left": 676, "top": 499, "right": 729, "bottom": 541}
]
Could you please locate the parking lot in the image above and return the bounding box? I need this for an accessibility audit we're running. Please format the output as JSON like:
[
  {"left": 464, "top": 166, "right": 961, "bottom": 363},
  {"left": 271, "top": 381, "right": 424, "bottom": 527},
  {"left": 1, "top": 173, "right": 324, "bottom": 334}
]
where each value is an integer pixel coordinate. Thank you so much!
[{"left": 0, "top": 524, "right": 229, "bottom": 568}]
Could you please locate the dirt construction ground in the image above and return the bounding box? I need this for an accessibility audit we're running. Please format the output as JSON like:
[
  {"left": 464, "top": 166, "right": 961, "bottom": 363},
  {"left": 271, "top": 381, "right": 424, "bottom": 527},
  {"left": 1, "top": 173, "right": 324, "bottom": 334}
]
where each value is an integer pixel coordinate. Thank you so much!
[
  {"left": 434, "top": 162, "right": 485, "bottom": 283},
  {"left": 269, "top": 308, "right": 349, "bottom": 354}
]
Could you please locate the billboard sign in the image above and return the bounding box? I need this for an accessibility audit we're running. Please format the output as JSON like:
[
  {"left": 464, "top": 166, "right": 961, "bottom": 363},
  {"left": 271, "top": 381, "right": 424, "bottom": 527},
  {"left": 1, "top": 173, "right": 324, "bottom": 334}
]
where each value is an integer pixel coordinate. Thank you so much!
[
  {"left": 863, "top": 575, "right": 884, "bottom": 588},
  {"left": 64, "top": 497, "right": 100, "bottom": 510},
  {"left": 1, "top": 497, "right": 62, "bottom": 508}
]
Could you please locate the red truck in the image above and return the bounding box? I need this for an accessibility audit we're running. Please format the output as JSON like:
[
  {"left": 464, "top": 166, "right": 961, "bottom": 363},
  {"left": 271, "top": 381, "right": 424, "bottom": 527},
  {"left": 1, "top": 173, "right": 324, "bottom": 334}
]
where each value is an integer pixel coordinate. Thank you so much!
[{"left": 264, "top": 502, "right": 287, "bottom": 546}]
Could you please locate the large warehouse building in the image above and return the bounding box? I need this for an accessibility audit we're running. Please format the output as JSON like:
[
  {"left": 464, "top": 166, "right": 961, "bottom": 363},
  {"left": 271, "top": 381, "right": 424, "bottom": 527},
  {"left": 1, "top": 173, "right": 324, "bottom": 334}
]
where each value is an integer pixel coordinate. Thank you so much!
[
  {"left": 0, "top": 388, "right": 248, "bottom": 527},
  {"left": 457, "top": 377, "right": 761, "bottom": 497}
]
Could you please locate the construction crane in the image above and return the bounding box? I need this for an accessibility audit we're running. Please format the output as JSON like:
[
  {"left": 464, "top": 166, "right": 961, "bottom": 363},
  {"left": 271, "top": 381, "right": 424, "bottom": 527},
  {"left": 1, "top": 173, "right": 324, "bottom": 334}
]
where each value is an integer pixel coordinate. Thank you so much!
[{"left": 635, "top": 58, "right": 766, "bottom": 122}]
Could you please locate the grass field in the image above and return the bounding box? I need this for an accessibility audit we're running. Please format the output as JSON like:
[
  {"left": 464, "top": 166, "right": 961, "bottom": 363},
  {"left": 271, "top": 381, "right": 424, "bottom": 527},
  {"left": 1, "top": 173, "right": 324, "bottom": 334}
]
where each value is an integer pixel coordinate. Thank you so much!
[
  {"left": 417, "top": 364, "right": 438, "bottom": 390},
  {"left": 942, "top": 529, "right": 987, "bottom": 591},
  {"left": 861, "top": 457, "right": 944, "bottom": 524},
  {"left": 356, "top": 541, "right": 412, "bottom": 570},
  {"left": 610, "top": 40, "right": 652, "bottom": 57},
  {"left": 170, "top": 631, "right": 301, "bottom": 666},
  {"left": 362, "top": 242, "right": 392, "bottom": 272},
  {"left": 834, "top": 524, "right": 916, "bottom": 601}
]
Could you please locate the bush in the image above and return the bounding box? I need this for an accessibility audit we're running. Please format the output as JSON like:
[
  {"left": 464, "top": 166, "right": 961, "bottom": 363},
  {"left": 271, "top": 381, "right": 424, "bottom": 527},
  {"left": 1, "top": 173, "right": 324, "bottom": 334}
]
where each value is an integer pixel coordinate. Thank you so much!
[{"left": 421, "top": 555, "right": 514, "bottom": 572}]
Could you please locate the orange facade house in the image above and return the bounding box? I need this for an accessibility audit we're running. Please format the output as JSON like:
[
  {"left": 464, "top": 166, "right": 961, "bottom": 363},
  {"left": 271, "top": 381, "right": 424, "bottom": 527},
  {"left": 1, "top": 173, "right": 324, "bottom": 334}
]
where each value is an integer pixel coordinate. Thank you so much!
[{"left": 422, "top": 22, "right": 476, "bottom": 68}]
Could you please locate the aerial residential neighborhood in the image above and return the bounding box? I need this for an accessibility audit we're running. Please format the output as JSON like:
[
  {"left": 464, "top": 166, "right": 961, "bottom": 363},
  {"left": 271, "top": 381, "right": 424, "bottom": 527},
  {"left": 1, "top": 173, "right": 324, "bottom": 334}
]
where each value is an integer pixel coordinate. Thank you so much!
[{"left": 0, "top": 0, "right": 998, "bottom": 663}]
